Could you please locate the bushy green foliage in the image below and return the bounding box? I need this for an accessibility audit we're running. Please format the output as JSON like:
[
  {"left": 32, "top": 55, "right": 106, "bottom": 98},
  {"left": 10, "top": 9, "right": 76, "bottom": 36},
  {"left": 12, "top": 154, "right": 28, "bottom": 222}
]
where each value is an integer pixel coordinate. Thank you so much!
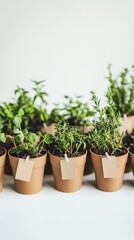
[
  {"left": 47, "top": 105, "right": 65, "bottom": 125},
  {"left": 87, "top": 90, "right": 124, "bottom": 155},
  {"left": 7, "top": 116, "right": 50, "bottom": 158},
  {"left": 48, "top": 95, "right": 95, "bottom": 127},
  {"left": 107, "top": 64, "right": 134, "bottom": 116},
  {"left": 48, "top": 121, "right": 87, "bottom": 157},
  {"left": 0, "top": 80, "right": 49, "bottom": 134}
]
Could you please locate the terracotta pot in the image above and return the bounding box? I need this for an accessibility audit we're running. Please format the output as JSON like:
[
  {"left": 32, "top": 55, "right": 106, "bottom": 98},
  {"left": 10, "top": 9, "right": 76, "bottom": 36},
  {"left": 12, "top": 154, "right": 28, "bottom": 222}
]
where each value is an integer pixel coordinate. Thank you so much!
[
  {"left": 49, "top": 151, "right": 87, "bottom": 192},
  {"left": 8, "top": 149, "right": 47, "bottom": 194},
  {"left": 41, "top": 123, "right": 56, "bottom": 135},
  {"left": 0, "top": 148, "right": 6, "bottom": 192},
  {"left": 1, "top": 139, "right": 14, "bottom": 175},
  {"left": 129, "top": 146, "right": 134, "bottom": 173},
  {"left": 120, "top": 115, "right": 134, "bottom": 134},
  {"left": 90, "top": 148, "right": 128, "bottom": 192}
]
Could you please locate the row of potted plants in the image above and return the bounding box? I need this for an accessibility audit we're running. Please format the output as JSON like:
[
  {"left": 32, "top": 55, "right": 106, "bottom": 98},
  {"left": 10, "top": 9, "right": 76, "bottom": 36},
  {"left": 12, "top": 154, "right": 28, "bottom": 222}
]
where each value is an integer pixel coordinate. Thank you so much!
[
  {"left": 0, "top": 65, "right": 134, "bottom": 177},
  {"left": 0, "top": 88, "right": 134, "bottom": 194}
]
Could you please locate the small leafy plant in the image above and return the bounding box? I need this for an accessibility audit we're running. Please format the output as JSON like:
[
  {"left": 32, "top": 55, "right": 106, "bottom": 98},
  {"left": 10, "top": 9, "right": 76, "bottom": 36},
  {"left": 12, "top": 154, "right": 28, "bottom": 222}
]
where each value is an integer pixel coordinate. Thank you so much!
[
  {"left": 87, "top": 90, "right": 125, "bottom": 156},
  {"left": 63, "top": 95, "right": 95, "bottom": 126},
  {"left": 47, "top": 104, "right": 65, "bottom": 125},
  {"left": 0, "top": 130, "right": 6, "bottom": 156},
  {"left": 7, "top": 116, "right": 50, "bottom": 158},
  {"left": 48, "top": 121, "right": 87, "bottom": 157},
  {"left": 0, "top": 80, "right": 49, "bottom": 135},
  {"left": 107, "top": 64, "right": 134, "bottom": 116}
]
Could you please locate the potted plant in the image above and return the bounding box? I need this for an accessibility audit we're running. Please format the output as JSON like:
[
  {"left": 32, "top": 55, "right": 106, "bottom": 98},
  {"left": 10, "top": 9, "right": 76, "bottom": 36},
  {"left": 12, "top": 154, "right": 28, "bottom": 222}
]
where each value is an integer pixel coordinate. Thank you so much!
[
  {"left": 87, "top": 90, "right": 128, "bottom": 192},
  {"left": 107, "top": 64, "right": 134, "bottom": 172},
  {"left": 122, "top": 130, "right": 134, "bottom": 172},
  {"left": 7, "top": 117, "right": 49, "bottom": 194},
  {"left": 0, "top": 132, "right": 6, "bottom": 192},
  {"left": 61, "top": 95, "right": 95, "bottom": 132},
  {"left": 45, "top": 105, "right": 65, "bottom": 135},
  {"left": 0, "top": 80, "right": 49, "bottom": 175},
  {"left": 129, "top": 138, "right": 134, "bottom": 174},
  {"left": 48, "top": 122, "right": 87, "bottom": 192}
]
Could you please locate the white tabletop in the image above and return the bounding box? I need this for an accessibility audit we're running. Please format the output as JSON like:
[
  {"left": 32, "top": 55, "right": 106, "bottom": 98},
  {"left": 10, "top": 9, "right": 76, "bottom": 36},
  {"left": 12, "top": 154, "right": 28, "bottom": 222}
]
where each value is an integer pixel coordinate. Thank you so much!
[{"left": 0, "top": 172, "right": 133, "bottom": 240}]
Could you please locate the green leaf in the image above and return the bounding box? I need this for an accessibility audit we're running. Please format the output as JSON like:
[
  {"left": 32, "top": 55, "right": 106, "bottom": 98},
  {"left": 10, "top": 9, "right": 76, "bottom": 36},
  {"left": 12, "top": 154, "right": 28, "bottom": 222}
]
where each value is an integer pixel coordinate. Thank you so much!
[
  {"left": 0, "top": 133, "right": 6, "bottom": 143},
  {"left": 13, "top": 116, "right": 22, "bottom": 128},
  {"left": 13, "top": 128, "right": 21, "bottom": 134},
  {"left": 27, "top": 133, "right": 37, "bottom": 144},
  {"left": 23, "top": 129, "right": 28, "bottom": 135},
  {"left": 18, "top": 109, "right": 24, "bottom": 116},
  {"left": 15, "top": 133, "right": 24, "bottom": 143},
  {"left": 44, "top": 133, "right": 53, "bottom": 144}
]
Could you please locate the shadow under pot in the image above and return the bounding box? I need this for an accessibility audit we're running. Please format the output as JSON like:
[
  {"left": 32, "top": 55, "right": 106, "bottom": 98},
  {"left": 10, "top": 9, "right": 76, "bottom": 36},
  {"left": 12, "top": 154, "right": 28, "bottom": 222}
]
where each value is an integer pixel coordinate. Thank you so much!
[
  {"left": 90, "top": 148, "right": 128, "bottom": 192},
  {"left": 8, "top": 149, "right": 47, "bottom": 194},
  {"left": 84, "top": 150, "right": 93, "bottom": 175},
  {"left": 49, "top": 151, "right": 87, "bottom": 192},
  {"left": 0, "top": 148, "right": 6, "bottom": 192},
  {"left": 125, "top": 152, "right": 132, "bottom": 173},
  {"left": 129, "top": 146, "right": 134, "bottom": 173},
  {"left": 1, "top": 139, "right": 14, "bottom": 175}
]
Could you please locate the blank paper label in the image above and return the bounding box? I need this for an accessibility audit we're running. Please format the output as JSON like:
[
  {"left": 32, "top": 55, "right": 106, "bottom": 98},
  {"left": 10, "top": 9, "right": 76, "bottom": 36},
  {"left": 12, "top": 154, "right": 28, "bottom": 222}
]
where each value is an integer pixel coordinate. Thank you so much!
[
  {"left": 60, "top": 158, "right": 76, "bottom": 180},
  {"left": 102, "top": 156, "right": 118, "bottom": 178},
  {"left": 15, "top": 158, "right": 34, "bottom": 182}
]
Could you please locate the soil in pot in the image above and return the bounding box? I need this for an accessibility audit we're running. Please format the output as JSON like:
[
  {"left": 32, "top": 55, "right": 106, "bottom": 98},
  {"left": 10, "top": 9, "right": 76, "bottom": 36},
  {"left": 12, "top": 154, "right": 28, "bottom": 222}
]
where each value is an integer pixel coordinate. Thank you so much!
[
  {"left": 90, "top": 148, "right": 128, "bottom": 192},
  {"left": 8, "top": 150, "right": 47, "bottom": 194},
  {"left": 49, "top": 151, "right": 87, "bottom": 192},
  {"left": 0, "top": 148, "right": 6, "bottom": 192}
]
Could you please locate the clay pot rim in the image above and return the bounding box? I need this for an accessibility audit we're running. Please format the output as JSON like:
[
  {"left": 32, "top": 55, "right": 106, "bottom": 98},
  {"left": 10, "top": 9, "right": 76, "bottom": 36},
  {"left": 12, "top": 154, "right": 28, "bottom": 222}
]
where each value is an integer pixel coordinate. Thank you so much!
[
  {"left": 90, "top": 147, "right": 128, "bottom": 158},
  {"left": 48, "top": 149, "right": 87, "bottom": 159},
  {"left": 8, "top": 147, "right": 47, "bottom": 160}
]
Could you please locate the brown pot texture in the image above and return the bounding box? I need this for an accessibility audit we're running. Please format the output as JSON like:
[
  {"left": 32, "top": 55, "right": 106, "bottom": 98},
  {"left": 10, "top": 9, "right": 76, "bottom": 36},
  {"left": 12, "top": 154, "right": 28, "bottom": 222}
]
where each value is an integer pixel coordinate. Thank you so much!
[
  {"left": 129, "top": 147, "right": 134, "bottom": 173},
  {"left": 41, "top": 123, "right": 56, "bottom": 135},
  {"left": 1, "top": 139, "right": 14, "bottom": 175},
  {"left": 90, "top": 148, "right": 128, "bottom": 192},
  {"left": 79, "top": 125, "right": 93, "bottom": 134},
  {"left": 8, "top": 150, "right": 47, "bottom": 194},
  {"left": 120, "top": 115, "right": 134, "bottom": 134},
  {"left": 49, "top": 151, "right": 87, "bottom": 192},
  {"left": 0, "top": 148, "right": 6, "bottom": 192}
]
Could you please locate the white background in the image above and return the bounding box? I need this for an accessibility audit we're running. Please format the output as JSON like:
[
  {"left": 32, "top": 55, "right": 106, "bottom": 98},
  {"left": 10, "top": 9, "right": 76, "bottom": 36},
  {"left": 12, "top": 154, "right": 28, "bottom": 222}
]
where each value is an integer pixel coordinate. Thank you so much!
[
  {"left": 0, "top": 0, "right": 134, "bottom": 107},
  {"left": 0, "top": 1, "right": 134, "bottom": 240}
]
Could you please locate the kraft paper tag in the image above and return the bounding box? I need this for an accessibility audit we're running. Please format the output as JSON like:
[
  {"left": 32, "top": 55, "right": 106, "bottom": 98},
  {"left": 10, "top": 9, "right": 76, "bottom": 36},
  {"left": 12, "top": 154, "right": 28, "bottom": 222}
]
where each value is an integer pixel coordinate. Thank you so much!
[
  {"left": 60, "top": 158, "right": 76, "bottom": 180},
  {"left": 15, "top": 157, "right": 34, "bottom": 182},
  {"left": 102, "top": 156, "right": 118, "bottom": 178}
]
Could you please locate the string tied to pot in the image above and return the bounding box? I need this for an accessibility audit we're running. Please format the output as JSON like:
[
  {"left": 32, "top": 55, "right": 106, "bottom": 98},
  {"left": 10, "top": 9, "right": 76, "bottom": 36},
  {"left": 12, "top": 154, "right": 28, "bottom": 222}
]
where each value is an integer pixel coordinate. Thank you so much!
[
  {"left": 105, "top": 152, "right": 111, "bottom": 161},
  {"left": 25, "top": 156, "right": 30, "bottom": 163},
  {"left": 64, "top": 153, "right": 69, "bottom": 163}
]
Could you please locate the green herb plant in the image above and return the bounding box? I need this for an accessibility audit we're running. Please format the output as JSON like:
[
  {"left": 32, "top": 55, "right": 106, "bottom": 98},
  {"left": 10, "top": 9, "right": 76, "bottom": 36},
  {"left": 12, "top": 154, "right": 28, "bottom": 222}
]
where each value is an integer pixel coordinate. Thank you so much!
[
  {"left": 48, "top": 121, "right": 87, "bottom": 157},
  {"left": 107, "top": 64, "right": 134, "bottom": 116},
  {"left": 87, "top": 90, "right": 125, "bottom": 156},
  {"left": 47, "top": 104, "right": 65, "bottom": 125},
  {"left": 0, "top": 80, "right": 49, "bottom": 135},
  {"left": 7, "top": 116, "right": 51, "bottom": 158}
]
